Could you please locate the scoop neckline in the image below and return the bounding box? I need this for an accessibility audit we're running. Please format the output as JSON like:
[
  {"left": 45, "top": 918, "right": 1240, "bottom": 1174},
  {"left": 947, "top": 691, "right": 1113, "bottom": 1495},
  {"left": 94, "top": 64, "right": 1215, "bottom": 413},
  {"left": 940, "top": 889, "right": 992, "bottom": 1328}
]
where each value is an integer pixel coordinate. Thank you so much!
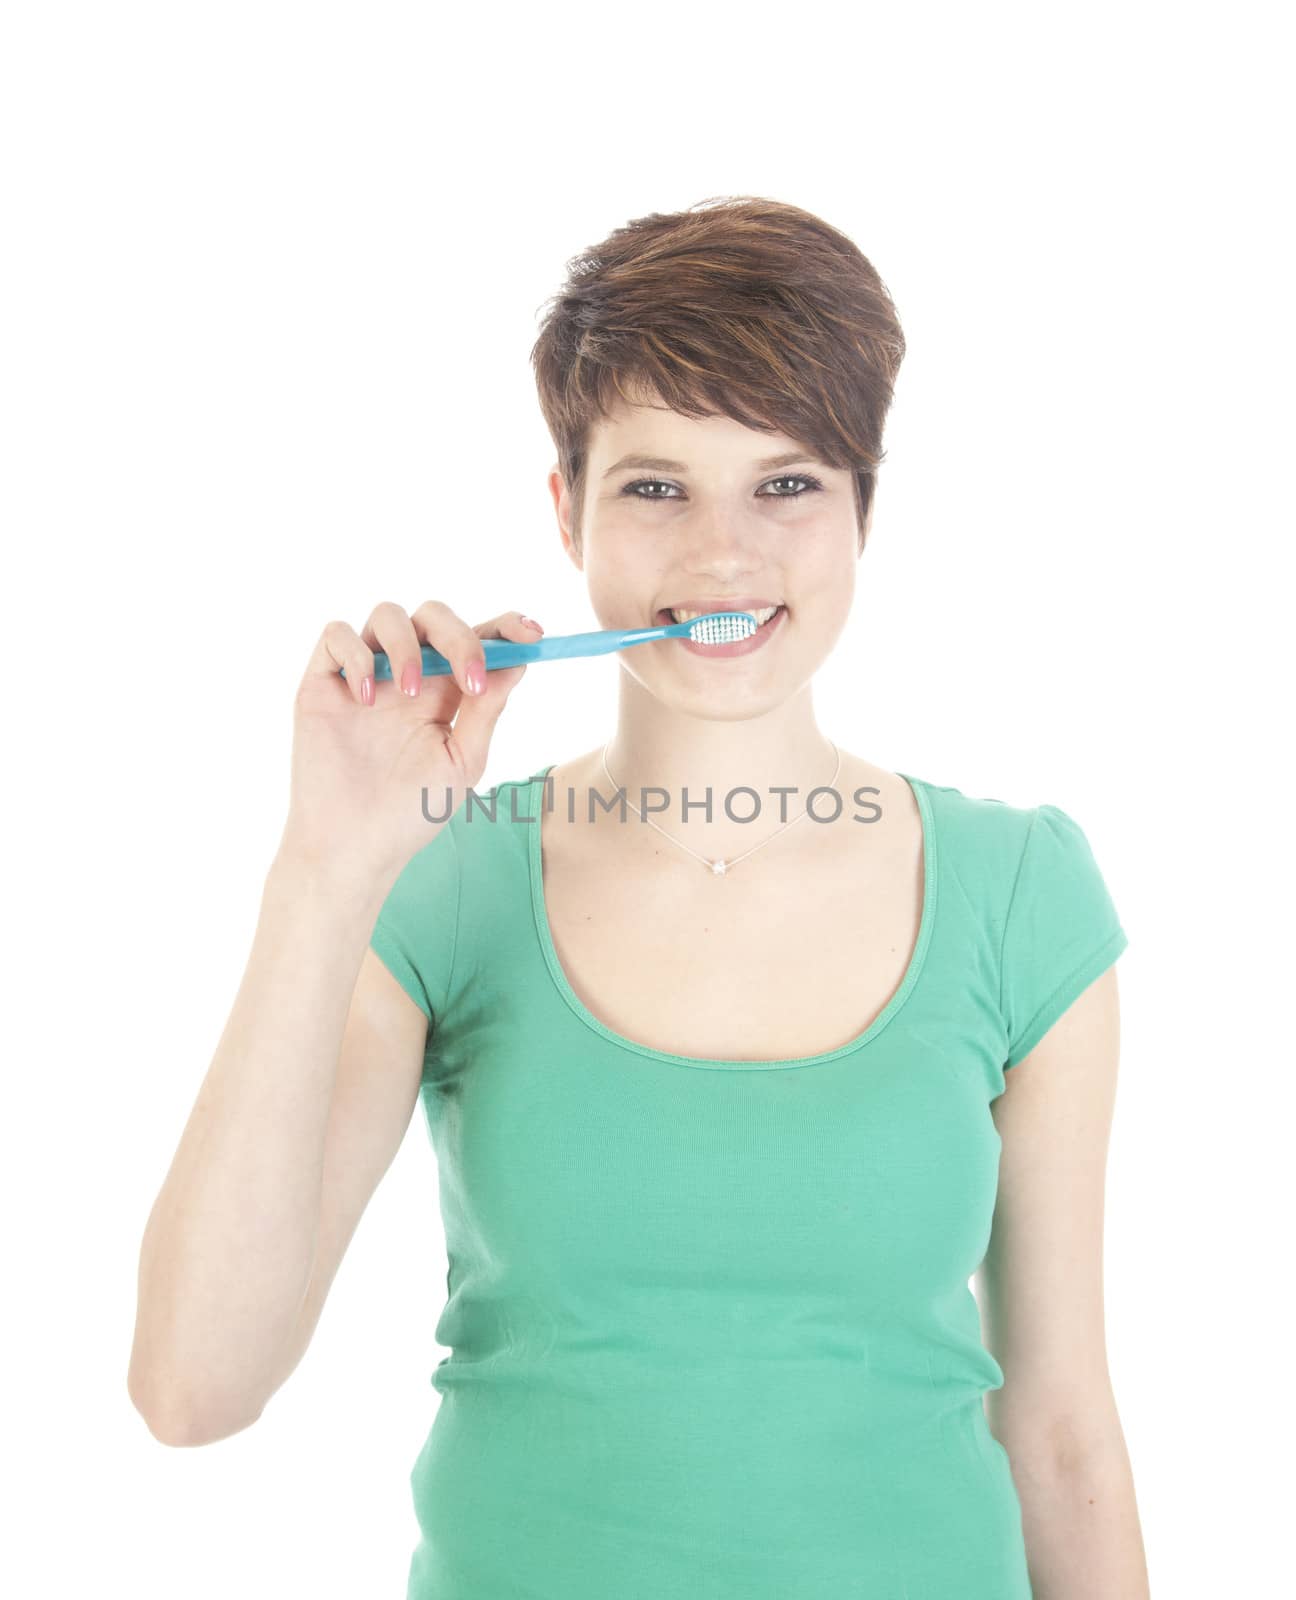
[{"left": 525, "top": 763, "right": 938, "bottom": 1072}]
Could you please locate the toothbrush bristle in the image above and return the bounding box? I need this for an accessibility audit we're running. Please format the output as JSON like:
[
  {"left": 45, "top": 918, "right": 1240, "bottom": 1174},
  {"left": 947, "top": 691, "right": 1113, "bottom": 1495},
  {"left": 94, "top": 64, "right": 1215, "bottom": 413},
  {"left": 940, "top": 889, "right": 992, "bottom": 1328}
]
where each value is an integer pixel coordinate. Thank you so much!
[{"left": 686, "top": 611, "right": 759, "bottom": 645}]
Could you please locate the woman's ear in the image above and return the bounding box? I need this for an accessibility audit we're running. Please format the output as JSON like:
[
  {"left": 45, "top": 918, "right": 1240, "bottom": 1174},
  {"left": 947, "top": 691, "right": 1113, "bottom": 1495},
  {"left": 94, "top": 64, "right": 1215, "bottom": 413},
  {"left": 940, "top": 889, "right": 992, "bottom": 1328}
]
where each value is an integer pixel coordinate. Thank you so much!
[{"left": 548, "top": 465, "right": 584, "bottom": 571}]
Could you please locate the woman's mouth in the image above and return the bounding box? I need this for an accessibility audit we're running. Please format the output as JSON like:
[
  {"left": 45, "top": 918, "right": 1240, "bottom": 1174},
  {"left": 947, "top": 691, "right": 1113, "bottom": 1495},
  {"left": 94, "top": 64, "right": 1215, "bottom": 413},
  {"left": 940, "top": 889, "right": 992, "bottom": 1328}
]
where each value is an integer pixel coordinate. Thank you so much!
[{"left": 654, "top": 603, "right": 788, "bottom": 659}]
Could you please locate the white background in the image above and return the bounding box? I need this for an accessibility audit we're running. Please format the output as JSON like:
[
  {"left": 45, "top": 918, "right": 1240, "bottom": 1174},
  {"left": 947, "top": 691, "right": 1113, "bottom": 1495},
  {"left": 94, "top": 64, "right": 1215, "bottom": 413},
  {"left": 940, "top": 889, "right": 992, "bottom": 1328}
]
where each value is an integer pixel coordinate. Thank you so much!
[{"left": 4, "top": 2, "right": 1290, "bottom": 1594}]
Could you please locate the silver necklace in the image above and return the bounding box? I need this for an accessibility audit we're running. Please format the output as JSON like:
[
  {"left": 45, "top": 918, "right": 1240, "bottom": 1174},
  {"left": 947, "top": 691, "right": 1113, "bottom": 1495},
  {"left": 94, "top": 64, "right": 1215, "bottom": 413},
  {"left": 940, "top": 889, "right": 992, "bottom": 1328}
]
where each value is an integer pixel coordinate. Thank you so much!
[{"left": 600, "top": 740, "right": 841, "bottom": 877}]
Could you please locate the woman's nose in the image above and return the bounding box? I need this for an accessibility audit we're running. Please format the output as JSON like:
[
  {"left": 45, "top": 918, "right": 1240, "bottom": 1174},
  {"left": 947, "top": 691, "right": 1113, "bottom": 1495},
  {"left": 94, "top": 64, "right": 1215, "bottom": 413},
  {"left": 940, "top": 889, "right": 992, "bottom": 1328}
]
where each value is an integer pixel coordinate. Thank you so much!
[{"left": 681, "top": 508, "right": 764, "bottom": 562}]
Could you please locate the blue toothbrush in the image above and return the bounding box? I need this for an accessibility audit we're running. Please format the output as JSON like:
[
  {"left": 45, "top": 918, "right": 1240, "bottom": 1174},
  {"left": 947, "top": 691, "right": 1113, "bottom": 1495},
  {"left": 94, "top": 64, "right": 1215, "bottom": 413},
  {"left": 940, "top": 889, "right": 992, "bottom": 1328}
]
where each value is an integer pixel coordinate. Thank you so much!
[{"left": 343, "top": 610, "right": 760, "bottom": 682}]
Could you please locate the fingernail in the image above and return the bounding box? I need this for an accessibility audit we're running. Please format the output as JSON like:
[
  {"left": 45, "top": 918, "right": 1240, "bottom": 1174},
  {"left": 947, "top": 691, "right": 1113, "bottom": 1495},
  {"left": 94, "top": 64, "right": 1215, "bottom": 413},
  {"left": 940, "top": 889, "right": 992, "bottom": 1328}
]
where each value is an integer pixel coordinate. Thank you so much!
[
  {"left": 521, "top": 616, "right": 544, "bottom": 633},
  {"left": 401, "top": 660, "right": 421, "bottom": 696},
  {"left": 360, "top": 674, "right": 375, "bottom": 706},
  {"left": 466, "top": 662, "right": 487, "bottom": 695}
]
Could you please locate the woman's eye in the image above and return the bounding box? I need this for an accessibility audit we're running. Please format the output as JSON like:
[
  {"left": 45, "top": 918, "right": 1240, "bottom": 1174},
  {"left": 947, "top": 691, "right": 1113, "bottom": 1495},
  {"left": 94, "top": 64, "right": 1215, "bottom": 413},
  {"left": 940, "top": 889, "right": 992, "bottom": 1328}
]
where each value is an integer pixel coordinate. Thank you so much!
[
  {"left": 764, "top": 475, "right": 823, "bottom": 497},
  {"left": 623, "top": 479, "right": 681, "bottom": 499},
  {"left": 622, "top": 475, "right": 824, "bottom": 500}
]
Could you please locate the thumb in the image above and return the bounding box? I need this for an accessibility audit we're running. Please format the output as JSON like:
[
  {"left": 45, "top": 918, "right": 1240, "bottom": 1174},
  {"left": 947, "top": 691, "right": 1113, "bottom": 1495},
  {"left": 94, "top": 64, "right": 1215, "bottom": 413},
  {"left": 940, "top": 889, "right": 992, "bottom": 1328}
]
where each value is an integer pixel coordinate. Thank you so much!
[{"left": 445, "top": 663, "right": 525, "bottom": 780}]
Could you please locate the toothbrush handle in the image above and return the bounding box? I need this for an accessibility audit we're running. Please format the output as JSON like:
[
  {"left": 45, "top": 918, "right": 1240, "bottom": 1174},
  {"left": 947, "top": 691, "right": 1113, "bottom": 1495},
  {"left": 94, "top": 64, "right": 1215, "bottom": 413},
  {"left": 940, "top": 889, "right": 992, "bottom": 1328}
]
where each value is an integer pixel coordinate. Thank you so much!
[{"left": 345, "top": 626, "right": 670, "bottom": 682}]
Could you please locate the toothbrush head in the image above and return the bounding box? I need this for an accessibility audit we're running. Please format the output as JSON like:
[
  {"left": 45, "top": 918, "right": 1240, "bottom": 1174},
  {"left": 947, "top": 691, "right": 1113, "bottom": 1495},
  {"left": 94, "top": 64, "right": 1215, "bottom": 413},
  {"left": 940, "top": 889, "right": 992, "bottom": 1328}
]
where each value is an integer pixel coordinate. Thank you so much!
[{"left": 684, "top": 610, "right": 760, "bottom": 645}]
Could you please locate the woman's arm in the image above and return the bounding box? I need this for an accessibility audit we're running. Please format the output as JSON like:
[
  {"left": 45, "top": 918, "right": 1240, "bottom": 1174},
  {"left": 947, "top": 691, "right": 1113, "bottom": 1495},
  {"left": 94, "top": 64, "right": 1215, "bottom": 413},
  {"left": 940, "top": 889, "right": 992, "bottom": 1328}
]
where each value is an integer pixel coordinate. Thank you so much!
[
  {"left": 978, "top": 965, "right": 1151, "bottom": 1599},
  {"left": 126, "top": 850, "right": 426, "bottom": 1446},
  {"left": 126, "top": 598, "right": 528, "bottom": 1447}
]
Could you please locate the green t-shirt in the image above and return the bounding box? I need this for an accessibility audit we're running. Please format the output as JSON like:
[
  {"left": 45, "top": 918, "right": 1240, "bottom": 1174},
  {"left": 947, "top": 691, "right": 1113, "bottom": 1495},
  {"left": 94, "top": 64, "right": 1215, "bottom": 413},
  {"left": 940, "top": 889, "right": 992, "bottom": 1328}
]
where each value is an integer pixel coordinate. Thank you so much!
[{"left": 370, "top": 765, "right": 1128, "bottom": 1599}]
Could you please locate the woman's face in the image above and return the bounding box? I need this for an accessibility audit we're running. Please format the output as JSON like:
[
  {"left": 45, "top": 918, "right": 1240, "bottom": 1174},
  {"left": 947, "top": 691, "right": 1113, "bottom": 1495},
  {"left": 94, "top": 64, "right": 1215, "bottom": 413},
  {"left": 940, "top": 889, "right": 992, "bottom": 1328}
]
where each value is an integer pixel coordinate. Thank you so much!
[{"left": 551, "top": 391, "right": 867, "bottom": 715}]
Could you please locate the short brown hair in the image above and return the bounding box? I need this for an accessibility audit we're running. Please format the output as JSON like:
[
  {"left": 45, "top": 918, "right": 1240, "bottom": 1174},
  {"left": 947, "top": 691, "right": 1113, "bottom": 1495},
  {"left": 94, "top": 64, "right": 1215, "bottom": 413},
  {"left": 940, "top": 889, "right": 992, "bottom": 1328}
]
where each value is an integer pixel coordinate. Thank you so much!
[{"left": 530, "top": 195, "right": 906, "bottom": 554}]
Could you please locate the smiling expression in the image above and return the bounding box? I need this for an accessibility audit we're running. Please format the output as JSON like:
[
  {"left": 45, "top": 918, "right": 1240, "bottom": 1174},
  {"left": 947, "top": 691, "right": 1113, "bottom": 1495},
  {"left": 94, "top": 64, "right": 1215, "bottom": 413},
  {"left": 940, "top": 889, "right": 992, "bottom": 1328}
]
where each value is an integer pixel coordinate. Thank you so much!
[{"left": 550, "top": 387, "right": 869, "bottom": 712}]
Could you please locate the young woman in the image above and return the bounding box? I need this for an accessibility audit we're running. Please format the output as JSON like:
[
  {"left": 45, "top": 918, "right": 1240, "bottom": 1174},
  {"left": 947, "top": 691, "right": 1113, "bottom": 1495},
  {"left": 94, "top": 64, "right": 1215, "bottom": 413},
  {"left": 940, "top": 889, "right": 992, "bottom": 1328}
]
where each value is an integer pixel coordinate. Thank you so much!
[{"left": 128, "top": 197, "right": 1149, "bottom": 1598}]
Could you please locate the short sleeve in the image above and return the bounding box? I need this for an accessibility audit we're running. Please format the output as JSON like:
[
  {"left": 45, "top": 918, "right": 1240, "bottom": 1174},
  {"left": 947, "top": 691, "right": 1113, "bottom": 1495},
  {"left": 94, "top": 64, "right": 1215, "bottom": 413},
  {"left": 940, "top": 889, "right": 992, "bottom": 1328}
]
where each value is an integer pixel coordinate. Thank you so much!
[
  {"left": 999, "top": 803, "right": 1128, "bottom": 1068},
  {"left": 368, "top": 819, "right": 462, "bottom": 1029}
]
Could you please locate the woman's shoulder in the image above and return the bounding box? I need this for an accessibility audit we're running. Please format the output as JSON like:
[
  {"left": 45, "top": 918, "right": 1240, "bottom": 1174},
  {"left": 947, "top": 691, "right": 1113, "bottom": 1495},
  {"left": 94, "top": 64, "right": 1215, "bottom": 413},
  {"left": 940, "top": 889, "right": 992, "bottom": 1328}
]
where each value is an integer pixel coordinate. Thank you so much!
[
  {"left": 886, "top": 768, "right": 1075, "bottom": 921},
  {"left": 904, "top": 768, "right": 1122, "bottom": 935},
  {"left": 841, "top": 755, "right": 1033, "bottom": 852},
  {"left": 444, "top": 764, "right": 544, "bottom": 860},
  {"left": 907, "top": 769, "right": 1037, "bottom": 842}
]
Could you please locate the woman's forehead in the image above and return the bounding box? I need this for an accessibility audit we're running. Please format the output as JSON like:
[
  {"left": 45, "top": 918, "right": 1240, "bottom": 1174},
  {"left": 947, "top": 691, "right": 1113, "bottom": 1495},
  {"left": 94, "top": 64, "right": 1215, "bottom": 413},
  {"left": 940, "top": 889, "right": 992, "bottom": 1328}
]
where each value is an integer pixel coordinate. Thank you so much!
[{"left": 590, "top": 399, "right": 812, "bottom": 468}]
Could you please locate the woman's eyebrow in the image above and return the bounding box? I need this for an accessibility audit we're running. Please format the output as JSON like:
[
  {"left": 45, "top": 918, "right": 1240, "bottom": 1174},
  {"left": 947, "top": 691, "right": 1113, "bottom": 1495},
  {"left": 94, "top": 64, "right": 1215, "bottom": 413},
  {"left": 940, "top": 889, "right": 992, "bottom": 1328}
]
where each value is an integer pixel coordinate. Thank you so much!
[{"left": 602, "top": 450, "right": 822, "bottom": 477}]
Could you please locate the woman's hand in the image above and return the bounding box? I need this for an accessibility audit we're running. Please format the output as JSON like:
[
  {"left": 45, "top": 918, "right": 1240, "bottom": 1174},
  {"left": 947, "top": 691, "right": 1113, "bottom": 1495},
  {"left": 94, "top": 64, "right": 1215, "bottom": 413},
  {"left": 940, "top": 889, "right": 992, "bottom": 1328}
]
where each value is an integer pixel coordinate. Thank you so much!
[{"left": 277, "top": 599, "right": 540, "bottom": 890}]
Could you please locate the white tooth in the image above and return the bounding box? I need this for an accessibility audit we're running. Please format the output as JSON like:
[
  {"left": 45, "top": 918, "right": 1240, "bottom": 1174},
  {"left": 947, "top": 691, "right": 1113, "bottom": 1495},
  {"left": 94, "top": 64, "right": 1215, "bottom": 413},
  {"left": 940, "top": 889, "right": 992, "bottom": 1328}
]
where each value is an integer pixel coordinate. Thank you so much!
[{"left": 670, "top": 604, "right": 780, "bottom": 624}]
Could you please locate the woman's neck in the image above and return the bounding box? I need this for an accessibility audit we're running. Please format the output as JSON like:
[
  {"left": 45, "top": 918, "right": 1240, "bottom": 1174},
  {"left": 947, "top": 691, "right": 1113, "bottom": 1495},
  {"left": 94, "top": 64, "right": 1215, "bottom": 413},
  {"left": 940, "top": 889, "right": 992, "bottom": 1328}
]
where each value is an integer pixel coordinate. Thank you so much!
[{"left": 550, "top": 690, "right": 844, "bottom": 862}]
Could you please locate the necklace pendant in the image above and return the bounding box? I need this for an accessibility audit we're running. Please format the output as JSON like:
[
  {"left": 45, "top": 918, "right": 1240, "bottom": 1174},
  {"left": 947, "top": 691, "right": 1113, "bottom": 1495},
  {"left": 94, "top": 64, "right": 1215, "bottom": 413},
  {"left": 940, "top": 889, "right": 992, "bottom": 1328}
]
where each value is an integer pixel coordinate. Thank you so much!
[{"left": 711, "top": 858, "right": 728, "bottom": 876}]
